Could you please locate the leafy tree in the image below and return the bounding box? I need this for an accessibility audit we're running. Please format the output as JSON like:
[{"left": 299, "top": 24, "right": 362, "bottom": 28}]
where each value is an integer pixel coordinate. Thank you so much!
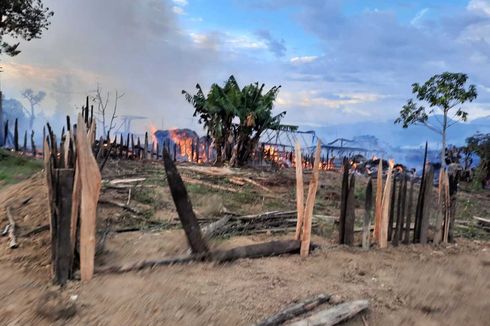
[
  {"left": 0, "top": 0, "right": 54, "bottom": 56},
  {"left": 395, "top": 72, "right": 477, "bottom": 168},
  {"left": 21, "top": 88, "right": 45, "bottom": 131},
  {"left": 182, "top": 76, "right": 238, "bottom": 165},
  {"left": 182, "top": 75, "right": 292, "bottom": 166},
  {"left": 465, "top": 132, "right": 490, "bottom": 189},
  {"left": 229, "top": 82, "right": 290, "bottom": 166}
]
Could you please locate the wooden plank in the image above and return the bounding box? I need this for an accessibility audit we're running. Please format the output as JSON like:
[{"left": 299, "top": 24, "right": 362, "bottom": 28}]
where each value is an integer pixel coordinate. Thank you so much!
[
  {"left": 254, "top": 294, "right": 331, "bottom": 326},
  {"left": 362, "top": 177, "right": 373, "bottom": 250},
  {"left": 53, "top": 168, "right": 75, "bottom": 284},
  {"left": 294, "top": 142, "right": 305, "bottom": 241},
  {"left": 344, "top": 173, "right": 356, "bottom": 246},
  {"left": 162, "top": 148, "right": 209, "bottom": 254},
  {"left": 338, "top": 158, "right": 350, "bottom": 244},
  {"left": 387, "top": 176, "right": 397, "bottom": 241},
  {"left": 373, "top": 159, "right": 383, "bottom": 243},
  {"left": 433, "top": 169, "right": 445, "bottom": 244},
  {"left": 419, "top": 166, "right": 434, "bottom": 244},
  {"left": 70, "top": 163, "right": 81, "bottom": 260},
  {"left": 414, "top": 141, "right": 428, "bottom": 243},
  {"left": 379, "top": 160, "right": 394, "bottom": 248},
  {"left": 289, "top": 300, "right": 369, "bottom": 326},
  {"left": 76, "top": 114, "right": 102, "bottom": 281},
  {"left": 403, "top": 177, "right": 414, "bottom": 244},
  {"left": 392, "top": 174, "right": 406, "bottom": 246},
  {"left": 300, "top": 140, "right": 321, "bottom": 257}
]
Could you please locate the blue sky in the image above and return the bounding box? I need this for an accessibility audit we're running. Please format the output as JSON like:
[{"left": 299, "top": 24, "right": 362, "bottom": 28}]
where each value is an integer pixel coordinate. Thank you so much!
[{"left": 1, "top": 0, "right": 489, "bottom": 144}]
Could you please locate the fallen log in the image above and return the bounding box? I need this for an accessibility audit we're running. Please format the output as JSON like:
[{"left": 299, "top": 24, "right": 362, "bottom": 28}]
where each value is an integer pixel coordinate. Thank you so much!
[
  {"left": 6, "top": 207, "right": 18, "bottom": 249},
  {"left": 98, "top": 199, "right": 142, "bottom": 215},
  {"left": 473, "top": 216, "right": 490, "bottom": 227},
  {"left": 289, "top": 300, "right": 369, "bottom": 326},
  {"left": 254, "top": 294, "right": 331, "bottom": 326},
  {"left": 108, "top": 177, "right": 146, "bottom": 185},
  {"left": 201, "top": 215, "right": 231, "bottom": 238},
  {"left": 96, "top": 240, "right": 316, "bottom": 274}
]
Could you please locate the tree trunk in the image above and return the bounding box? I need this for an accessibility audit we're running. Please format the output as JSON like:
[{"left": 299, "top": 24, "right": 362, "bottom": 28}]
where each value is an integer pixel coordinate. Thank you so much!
[
  {"left": 0, "top": 91, "right": 3, "bottom": 146},
  {"left": 441, "top": 111, "right": 447, "bottom": 169}
]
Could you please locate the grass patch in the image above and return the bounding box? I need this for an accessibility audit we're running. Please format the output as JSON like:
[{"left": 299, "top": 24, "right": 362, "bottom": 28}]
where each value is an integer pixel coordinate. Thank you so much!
[{"left": 0, "top": 149, "right": 43, "bottom": 187}]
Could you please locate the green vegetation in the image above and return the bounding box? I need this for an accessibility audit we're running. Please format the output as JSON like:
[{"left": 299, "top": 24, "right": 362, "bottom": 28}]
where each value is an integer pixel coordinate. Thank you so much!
[
  {"left": 395, "top": 72, "right": 478, "bottom": 168},
  {"left": 0, "top": 148, "right": 43, "bottom": 186},
  {"left": 182, "top": 75, "right": 296, "bottom": 166},
  {"left": 465, "top": 132, "right": 490, "bottom": 190}
]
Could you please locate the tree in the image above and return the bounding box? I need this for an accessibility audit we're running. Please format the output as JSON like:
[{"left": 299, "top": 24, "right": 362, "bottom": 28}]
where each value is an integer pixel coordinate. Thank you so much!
[
  {"left": 92, "top": 85, "right": 124, "bottom": 137},
  {"left": 182, "top": 76, "right": 292, "bottom": 166},
  {"left": 21, "top": 88, "right": 45, "bottom": 131},
  {"left": 0, "top": 0, "right": 54, "bottom": 57},
  {"left": 395, "top": 72, "right": 477, "bottom": 168},
  {"left": 182, "top": 76, "right": 238, "bottom": 165},
  {"left": 465, "top": 132, "right": 490, "bottom": 189}
]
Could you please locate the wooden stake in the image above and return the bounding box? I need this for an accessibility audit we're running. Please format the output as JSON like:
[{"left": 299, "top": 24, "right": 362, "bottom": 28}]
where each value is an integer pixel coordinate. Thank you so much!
[
  {"left": 300, "top": 140, "right": 321, "bottom": 257},
  {"left": 76, "top": 114, "right": 101, "bottom": 281},
  {"left": 344, "top": 173, "right": 356, "bottom": 245},
  {"left": 403, "top": 177, "right": 414, "bottom": 244},
  {"left": 162, "top": 148, "right": 209, "bottom": 254},
  {"left": 14, "top": 118, "right": 19, "bottom": 151},
  {"left": 419, "top": 166, "right": 434, "bottom": 244},
  {"left": 414, "top": 142, "right": 428, "bottom": 243},
  {"left": 339, "top": 158, "right": 350, "bottom": 244},
  {"left": 373, "top": 159, "right": 383, "bottom": 243},
  {"left": 294, "top": 142, "right": 304, "bottom": 241},
  {"left": 379, "top": 160, "right": 394, "bottom": 248},
  {"left": 433, "top": 169, "right": 445, "bottom": 244},
  {"left": 362, "top": 177, "right": 373, "bottom": 250}
]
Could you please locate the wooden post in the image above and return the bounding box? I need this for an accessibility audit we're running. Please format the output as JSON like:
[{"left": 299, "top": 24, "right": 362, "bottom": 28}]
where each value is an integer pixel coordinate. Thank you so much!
[
  {"left": 144, "top": 132, "right": 148, "bottom": 160},
  {"left": 52, "top": 168, "right": 75, "bottom": 284},
  {"left": 447, "top": 170, "right": 459, "bottom": 242},
  {"left": 414, "top": 142, "right": 428, "bottom": 243},
  {"left": 126, "top": 133, "right": 130, "bottom": 159},
  {"left": 294, "top": 142, "right": 304, "bottom": 241},
  {"left": 433, "top": 169, "right": 445, "bottom": 244},
  {"left": 344, "top": 173, "right": 356, "bottom": 245},
  {"left": 392, "top": 174, "right": 406, "bottom": 246},
  {"left": 14, "top": 118, "right": 19, "bottom": 151},
  {"left": 162, "top": 148, "right": 209, "bottom": 254},
  {"left": 173, "top": 143, "right": 177, "bottom": 162},
  {"left": 119, "top": 134, "right": 124, "bottom": 158},
  {"left": 300, "top": 140, "right": 321, "bottom": 257},
  {"left": 339, "top": 158, "right": 350, "bottom": 244},
  {"left": 76, "top": 114, "right": 101, "bottom": 281},
  {"left": 374, "top": 159, "right": 383, "bottom": 243},
  {"left": 131, "top": 134, "right": 135, "bottom": 158},
  {"left": 22, "top": 130, "right": 27, "bottom": 152},
  {"left": 31, "top": 130, "right": 36, "bottom": 157},
  {"left": 388, "top": 176, "right": 397, "bottom": 241},
  {"left": 3, "top": 120, "right": 8, "bottom": 147},
  {"left": 403, "top": 177, "right": 414, "bottom": 244},
  {"left": 379, "top": 160, "right": 394, "bottom": 248},
  {"left": 419, "top": 166, "right": 434, "bottom": 244},
  {"left": 362, "top": 177, "right": 373, "bottom": 250}
]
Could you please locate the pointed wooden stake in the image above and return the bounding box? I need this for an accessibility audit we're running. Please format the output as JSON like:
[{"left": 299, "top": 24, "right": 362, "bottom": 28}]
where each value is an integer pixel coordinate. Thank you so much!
[
  {"left": 373, "top": 159, "right": 383, "bottom": 243},
  {"left": 300, "top": 140, "right": 321, "bottom": 257},
  {"left": 76, "top": 114, "right": 101, "bottom": 282},
  {"left": 379, "top": 160, "right": 394, "bottom": 248},
  {"left": 294, "top": 142, "right": 305, "bottom": 241},
  {"left": 362, "top": 177, "right": 373, "bottom": 250}
]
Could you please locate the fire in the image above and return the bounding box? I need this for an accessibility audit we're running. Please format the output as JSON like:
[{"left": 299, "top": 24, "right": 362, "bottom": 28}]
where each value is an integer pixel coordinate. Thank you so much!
[
  {"left": 167, "top": 129, "right": 208, "bottom": 163},
  {"left": 148, "top": 123, "right": 158, "bottom": 148}
]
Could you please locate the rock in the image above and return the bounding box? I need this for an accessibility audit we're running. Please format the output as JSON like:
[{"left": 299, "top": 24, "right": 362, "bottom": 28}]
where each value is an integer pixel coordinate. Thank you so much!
[{"left": 329, "top": 294, "right": 344, "bottom": 305}]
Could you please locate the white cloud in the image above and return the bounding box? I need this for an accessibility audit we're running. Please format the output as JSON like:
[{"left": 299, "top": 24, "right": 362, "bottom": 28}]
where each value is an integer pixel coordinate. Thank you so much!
[
  {"left": 172, "top": 6, "right": 184, "bottom": 15},
  {"left": 172, "top": 0, "right": 188, "bottom": 6},
  {"left": 467, "top": 0, "right": 490, "bottom": 16},
  {"left": 290, "top": 56, "right": 318, "bottom": 64},
  {"left": 410, "top": 8, "right": 429, "bottom": 26},
  {"left": 276, "top": 90, "right": 382, "bottom": 109}
]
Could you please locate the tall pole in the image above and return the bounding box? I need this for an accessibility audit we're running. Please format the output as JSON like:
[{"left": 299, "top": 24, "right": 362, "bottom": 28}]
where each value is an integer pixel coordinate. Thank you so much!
[{"left": 0, "top": 91, "right": 3, "bottom": 146}]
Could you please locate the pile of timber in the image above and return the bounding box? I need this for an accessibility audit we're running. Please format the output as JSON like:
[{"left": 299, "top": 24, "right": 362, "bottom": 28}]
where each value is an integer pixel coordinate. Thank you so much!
[{"left": 204, "top": 211, "right": 319, "bottom": 238}]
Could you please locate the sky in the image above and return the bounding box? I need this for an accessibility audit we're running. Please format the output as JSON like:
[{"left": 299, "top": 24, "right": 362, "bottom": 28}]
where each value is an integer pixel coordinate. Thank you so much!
[{"left": 1, "top": 0, "right": 490, "bottom": 142}]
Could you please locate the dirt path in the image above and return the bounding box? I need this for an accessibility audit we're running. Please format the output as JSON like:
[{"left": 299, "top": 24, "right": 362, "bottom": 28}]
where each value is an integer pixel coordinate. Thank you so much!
[{"left": 1, "top": 231, "right": 489, "bottom": 326}]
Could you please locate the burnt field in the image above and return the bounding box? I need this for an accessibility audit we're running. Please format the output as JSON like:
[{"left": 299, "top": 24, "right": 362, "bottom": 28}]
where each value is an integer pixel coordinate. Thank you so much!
[{"left": 0, "top": 157, "right": 489, "bottom": 325}]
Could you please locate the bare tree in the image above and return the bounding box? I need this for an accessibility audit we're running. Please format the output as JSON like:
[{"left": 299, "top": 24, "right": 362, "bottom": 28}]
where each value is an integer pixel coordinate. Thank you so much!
[
  {"left": 21, "top": 88, "right": 46, "bottom": 131},
  {"left": 92, "top": 85, "right": 124, "bottom": 137}
]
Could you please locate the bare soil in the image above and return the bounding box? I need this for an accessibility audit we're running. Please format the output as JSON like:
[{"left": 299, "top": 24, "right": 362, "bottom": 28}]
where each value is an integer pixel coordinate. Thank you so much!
[{"left": 0, "top": 160, "right": 489, "bottom": 325}]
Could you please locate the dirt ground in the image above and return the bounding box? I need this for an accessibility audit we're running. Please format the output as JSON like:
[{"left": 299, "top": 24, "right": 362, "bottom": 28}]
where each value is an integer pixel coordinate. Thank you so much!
[{"left": 0, "top": 160, "right": 489, "bottom": 325}]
